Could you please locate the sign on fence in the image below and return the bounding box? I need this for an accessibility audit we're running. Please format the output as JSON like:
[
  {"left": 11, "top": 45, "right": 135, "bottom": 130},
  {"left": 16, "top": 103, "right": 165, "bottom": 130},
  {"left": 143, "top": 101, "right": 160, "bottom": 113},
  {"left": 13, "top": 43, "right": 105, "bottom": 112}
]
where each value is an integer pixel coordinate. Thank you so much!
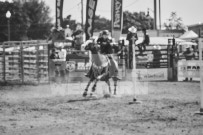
[{"left": 178, "top": 60, "right": 200, "bottom": 80}]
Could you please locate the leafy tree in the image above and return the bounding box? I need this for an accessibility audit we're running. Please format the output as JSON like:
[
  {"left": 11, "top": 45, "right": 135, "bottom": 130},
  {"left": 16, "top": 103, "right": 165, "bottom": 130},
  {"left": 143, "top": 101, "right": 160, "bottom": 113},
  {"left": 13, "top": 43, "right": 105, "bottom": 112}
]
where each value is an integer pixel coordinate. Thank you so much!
[
  {"left": 163, "top": 12, "right": 186, "bottom": 30},
  {"left": 0, "top": 1, "right": 29, "bottom": 42},
  {"left": 62, "top": 15, "right": 77, "bottom": 30},
  {"left": 122, "top": 11, "right": 154, "bottom": 33},
  {"left": 94, "top": 15, "right": 111, "bottom": 32},
  {"left": 22, "top": 0, "right": 52, "bottom": 39}
]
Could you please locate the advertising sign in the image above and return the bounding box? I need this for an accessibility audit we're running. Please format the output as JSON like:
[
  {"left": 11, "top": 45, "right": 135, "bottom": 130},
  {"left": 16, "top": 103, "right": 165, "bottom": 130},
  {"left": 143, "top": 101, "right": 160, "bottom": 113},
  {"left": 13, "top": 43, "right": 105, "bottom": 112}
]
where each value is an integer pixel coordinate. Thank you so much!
[
  {"left": 178, "top": 60, "right": 200, "bottom": 79},
  {"left": 85, "top": 0, "right": 98, "bottom": 40}
]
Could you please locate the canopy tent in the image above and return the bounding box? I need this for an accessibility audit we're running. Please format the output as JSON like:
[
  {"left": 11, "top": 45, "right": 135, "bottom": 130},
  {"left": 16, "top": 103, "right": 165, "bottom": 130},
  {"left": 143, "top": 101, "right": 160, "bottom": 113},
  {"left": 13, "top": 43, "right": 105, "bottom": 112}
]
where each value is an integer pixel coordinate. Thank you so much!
[{"left": 179, "top": 30, "right": 198, "bottom": 39}]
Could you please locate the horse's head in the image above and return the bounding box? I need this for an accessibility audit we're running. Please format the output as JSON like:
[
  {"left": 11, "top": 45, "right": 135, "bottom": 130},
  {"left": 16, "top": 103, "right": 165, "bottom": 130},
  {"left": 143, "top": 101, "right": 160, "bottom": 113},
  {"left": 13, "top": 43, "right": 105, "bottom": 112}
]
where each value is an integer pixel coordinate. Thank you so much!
[{"left": 84, "top": 40, "right": 100, "bottom": 54}]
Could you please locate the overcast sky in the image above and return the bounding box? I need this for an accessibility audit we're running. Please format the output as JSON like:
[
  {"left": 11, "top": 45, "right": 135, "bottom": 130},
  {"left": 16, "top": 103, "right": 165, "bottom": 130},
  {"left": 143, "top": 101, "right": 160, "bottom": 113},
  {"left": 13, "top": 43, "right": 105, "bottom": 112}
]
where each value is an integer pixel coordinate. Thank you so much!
[{"left": 44, "top": 0, "right": 203, "bottom": 26}]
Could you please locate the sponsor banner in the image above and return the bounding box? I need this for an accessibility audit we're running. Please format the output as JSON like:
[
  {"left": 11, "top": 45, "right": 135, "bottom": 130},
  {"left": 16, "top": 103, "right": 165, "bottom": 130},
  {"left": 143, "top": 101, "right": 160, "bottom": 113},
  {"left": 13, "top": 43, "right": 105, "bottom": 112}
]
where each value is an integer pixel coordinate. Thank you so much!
[
  {"left": 111, "top": 0, "right": 123, "bottom": 42},
  {"left": 112, "top": 0, "right": 123, "bottom": 30},
  {"left": 56, "top": 0, "right": 64, "bottom": 28},
  {"left": 85, "top": 0, "right": 98, "bottom": 40},
  {"left": 178, "top": 60, "right": 200, "bottom": 78},
  {"left": 125, "top": 68, "right": 167, "bottom": 81}
]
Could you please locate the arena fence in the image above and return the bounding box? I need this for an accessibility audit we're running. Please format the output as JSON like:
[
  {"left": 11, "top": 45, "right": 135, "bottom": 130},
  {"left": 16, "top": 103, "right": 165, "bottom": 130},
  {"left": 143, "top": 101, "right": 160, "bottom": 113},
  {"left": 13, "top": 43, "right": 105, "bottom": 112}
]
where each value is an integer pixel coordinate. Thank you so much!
[{"left": 0, "top": 41, "right": 49, "bottom": 85}]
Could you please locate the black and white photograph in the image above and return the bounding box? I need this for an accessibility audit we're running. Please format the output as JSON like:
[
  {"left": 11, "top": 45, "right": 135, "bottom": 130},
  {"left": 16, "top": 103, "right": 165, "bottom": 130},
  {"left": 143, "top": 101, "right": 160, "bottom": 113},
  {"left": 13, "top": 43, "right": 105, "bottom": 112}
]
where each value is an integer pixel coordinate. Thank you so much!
[{"left": 0, "top": 0, "right": 203, "bottom": 134}]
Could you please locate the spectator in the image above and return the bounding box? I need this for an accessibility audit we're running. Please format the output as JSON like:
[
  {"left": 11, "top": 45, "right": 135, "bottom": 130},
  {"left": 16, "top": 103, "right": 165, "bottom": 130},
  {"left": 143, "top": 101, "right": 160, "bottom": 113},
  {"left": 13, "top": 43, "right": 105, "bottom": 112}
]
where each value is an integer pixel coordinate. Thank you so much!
[
  {"left": 72, "top": 24, "right": 84, "bottom": 50},
  {"left": 152, "top": 45, "right": 162, "bottom": 68},
  {"left": 49, "top": 48, "right": 59, "bottom": 59},
  {"left": 65, "top": 25, "right": 72, "bottom": 38},
  {"left": 183, "top": 47, "right": 195, "bottom": 81},
  {"left": 137, "top": 28, "right": 150, "bottom": 54}
]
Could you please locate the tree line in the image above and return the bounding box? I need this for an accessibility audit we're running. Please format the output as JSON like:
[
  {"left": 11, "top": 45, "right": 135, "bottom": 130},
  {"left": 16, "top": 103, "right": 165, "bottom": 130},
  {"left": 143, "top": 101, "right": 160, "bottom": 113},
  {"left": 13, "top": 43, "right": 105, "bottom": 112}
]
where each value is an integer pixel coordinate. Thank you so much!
[{"left": 0, "top": 0, "right": 185, "bottom": 42}]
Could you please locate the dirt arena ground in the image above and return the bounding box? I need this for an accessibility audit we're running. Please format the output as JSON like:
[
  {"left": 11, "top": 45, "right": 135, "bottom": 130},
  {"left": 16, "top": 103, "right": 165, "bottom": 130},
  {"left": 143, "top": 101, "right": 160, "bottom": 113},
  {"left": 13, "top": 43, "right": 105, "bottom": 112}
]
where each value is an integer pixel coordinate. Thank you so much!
[{"left": 0, "top": 81, "right": 203, "bottom": 135}]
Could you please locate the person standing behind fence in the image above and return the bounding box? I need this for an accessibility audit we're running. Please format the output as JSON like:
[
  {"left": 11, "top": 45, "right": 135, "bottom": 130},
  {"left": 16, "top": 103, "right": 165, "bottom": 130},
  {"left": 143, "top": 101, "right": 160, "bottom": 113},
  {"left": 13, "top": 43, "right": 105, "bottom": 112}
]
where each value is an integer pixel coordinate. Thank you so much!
[
  {"left": 183, "top": 46, "right": 195, "bottom": 81},
  {"left": 152, "top": 45, "right": 162, "bottom": 68},
  {"left": 137, "top": 28, "right": 150, "bottom": 54},
  {"left": 72, "top": 24, "right": 84, "bottom": 50},
  {"left": 126, "top": 26, "right": 138, "bottom": 69},
  {"left": 65, "top": 25, "right": 72, "bottom": 38}
]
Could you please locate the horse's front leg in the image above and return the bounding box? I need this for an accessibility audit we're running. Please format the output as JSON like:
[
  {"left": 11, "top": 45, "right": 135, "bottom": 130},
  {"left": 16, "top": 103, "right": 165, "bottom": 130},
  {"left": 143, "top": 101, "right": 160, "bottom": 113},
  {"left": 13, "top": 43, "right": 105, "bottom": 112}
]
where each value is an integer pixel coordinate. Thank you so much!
[
  {"left": 83, "top": 79, "right": 92, "bottom": 97},
  {"left": 91, "top": 79, "right": 98, "bottom": 93},
  {"left": 113, "top": 80, "right": 117, "bottom": 95}
]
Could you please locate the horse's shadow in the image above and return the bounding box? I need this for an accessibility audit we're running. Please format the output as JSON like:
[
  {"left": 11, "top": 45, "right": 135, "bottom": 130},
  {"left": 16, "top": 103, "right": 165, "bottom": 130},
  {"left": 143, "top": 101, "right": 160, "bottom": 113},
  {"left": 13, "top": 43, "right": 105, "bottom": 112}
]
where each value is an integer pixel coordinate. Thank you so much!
[{"left": 67, "top": 97, "right": 101, "bottom": 103}]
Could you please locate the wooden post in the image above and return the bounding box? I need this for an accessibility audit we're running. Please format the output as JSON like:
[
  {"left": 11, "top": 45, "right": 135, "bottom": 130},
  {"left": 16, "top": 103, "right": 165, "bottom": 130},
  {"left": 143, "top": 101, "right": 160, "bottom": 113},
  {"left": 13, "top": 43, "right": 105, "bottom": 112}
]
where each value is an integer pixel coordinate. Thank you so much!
[
  {"left": 199, "top": 38, "right": 203, "bottom": 114},
  {"left": 195, "top": 38, "right": 203, "bottom": 115}
]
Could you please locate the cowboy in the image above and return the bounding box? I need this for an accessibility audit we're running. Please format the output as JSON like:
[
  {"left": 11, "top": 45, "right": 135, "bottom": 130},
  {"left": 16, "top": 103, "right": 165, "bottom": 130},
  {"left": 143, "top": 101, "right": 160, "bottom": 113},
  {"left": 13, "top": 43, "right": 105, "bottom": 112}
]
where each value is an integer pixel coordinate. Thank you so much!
[
  {"left": 137, "top": 28, "right": 150, "bottom": 54},
  {"left": 65, "top": 25, "right": 72, "bottom": 38},
  {"left": 126, "top": 26, "right": 138, "bottom": 69},
  {"left": 126, "top": 26, "right": 138, "bottom": 45},
  {"left": 85, "top": 31, "right": 120, "bottom": 79}
]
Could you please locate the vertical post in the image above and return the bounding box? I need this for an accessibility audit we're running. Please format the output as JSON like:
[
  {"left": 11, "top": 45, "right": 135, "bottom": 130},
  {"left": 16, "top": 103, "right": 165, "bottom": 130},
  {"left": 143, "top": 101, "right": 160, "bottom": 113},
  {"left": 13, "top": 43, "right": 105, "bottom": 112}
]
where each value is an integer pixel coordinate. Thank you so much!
[
  {"left": 20, "top": 42, "right": 24, "bottom": 84},
  {"left": 159, "top": 0, "right": 161, "bottom": 30},
  {"left": 3, "top": 43, "right": 6, "bottom": 83},
  {"left": 8, "top": 19, "right": 10, "bottom": 41},
  {"left": 81, "top": 0, "right": 84, "bottom": 28},
  {"left": 199, "top": 38, "right": 203, "bottom": 113},
  {"left": 154, "top": 0, "right": 157, "bottom": 30}
]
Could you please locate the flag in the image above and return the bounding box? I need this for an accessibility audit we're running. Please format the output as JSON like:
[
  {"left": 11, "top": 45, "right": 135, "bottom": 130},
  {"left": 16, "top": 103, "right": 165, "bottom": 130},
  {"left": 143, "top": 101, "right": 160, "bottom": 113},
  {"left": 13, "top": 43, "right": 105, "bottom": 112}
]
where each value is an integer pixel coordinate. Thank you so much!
[
  {"left": 56, "top": 0, "right": 64, "bottom": 28},
  {"left": 85, "top": 0, "right": 98, "bottom": 40}
]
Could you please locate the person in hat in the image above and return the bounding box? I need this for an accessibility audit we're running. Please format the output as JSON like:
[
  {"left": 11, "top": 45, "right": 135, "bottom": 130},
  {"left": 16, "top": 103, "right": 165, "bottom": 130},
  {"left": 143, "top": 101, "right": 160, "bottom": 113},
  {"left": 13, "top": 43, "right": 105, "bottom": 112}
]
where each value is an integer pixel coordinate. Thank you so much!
[
  {"left": 126, "top": 26, "right": 138, "bottom": 69},
  {"left": 183, "top": 46, "right": 195, "bottom": 81},
  {"left": 126, "top": 26, "right": 138, "bottom": 45},
  {"left": 137, "top": 28, "right": 150, "bottom": 54},
  {"left": 65, "top": 25, "right": 72, "bottom": 38},
  {"left": 85, "top": 30, "right": 120, "bottom": 79},
  {"left": 71, "top": 24, "right": 84, "bottom": 50}
]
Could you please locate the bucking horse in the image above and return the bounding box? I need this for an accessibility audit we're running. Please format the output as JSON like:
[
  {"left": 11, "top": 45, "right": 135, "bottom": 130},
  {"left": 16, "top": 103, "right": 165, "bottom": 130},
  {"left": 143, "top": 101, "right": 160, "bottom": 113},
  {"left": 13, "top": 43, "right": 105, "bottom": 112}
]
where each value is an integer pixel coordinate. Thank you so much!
[{"left": 82, "top": 41, "right": 120, "bottom": 98}]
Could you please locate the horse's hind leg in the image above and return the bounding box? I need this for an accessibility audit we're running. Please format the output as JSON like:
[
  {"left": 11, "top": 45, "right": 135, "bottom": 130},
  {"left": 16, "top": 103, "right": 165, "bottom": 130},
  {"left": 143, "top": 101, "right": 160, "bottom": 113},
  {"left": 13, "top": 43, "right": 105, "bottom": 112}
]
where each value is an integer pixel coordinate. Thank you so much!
[
  {"left": 83, "top": 79, "right": 92, "bottom": 97},
  {"left": 106, "top": 80, "right": 112, "bottom": 95}
]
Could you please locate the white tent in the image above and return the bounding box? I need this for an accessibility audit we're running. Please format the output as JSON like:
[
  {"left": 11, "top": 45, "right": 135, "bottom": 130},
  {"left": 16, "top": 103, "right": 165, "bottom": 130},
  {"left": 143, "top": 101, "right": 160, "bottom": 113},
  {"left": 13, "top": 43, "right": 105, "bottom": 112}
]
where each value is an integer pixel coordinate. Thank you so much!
[{"left": 179, "top": 30, "right": 198, "bottom": 39}]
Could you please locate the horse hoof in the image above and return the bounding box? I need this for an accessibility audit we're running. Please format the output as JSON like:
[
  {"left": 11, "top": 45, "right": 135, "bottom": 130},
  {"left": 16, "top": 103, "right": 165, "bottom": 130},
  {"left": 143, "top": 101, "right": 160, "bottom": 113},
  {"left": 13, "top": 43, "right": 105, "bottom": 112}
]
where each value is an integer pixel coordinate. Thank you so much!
[
  {"left": 90, "top": 93, "right": 97, "bottom": 98},
  {"left": 83, "top": 92, "right": 87, "bottom": 97}
]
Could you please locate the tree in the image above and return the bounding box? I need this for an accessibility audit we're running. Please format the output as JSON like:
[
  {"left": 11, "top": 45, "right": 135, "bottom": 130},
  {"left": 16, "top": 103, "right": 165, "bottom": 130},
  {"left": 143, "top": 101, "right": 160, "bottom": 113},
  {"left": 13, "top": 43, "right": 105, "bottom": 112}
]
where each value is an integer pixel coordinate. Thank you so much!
[
  {"left": 62, "top": 15, "right": 77, "bottom": 31},
  {"left": 94, "top": 15, "right": 111, "bottom": 32},
  {"left": 122, "top": 11, "right": 154, "bottom": 33},
  {"left": 163, "top": 12, "right": 186, "bottom": 30},
  {"left": 22, "top": 0, "right": 52, "bottom": 40},
  {"left": 0, "top": 1, "right": 30, "bottom": 42}
]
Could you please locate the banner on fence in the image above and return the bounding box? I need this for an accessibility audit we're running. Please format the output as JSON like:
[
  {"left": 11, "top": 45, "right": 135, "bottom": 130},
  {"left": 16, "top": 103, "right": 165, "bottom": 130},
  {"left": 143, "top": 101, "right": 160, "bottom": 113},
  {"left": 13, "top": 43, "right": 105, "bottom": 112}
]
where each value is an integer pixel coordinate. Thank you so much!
[
  {"left": 56, "top": 0, "right": 64, "bottom": 28},
  {"left": 85, "top": 0, "right": 98, "bottom": 40},
  {"left": 178, "top": 60, "right": 200, "bottom": 78}
]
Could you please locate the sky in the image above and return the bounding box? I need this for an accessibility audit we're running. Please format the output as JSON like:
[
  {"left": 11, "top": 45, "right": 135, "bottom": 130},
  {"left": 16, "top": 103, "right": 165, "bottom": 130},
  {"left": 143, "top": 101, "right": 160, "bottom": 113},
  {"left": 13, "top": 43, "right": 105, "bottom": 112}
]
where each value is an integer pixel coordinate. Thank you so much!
[{"left": 44, "top": 0, "right": 203, "bottom": 26}]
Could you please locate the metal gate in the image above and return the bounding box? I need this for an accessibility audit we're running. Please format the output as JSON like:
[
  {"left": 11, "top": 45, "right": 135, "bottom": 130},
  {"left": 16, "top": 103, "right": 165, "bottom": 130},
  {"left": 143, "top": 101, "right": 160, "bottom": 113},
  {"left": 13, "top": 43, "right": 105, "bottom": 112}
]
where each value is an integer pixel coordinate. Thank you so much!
[{"left": 0, "top": 41, "right": 49, "bottom": 84}]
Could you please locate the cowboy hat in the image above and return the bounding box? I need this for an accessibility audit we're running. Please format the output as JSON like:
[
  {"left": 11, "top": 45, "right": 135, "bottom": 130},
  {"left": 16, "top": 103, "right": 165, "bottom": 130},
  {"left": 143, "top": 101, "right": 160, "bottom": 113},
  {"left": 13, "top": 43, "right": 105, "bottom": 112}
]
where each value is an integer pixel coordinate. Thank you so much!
[{"left": 128, "top": 26, "right": 137, "bottom": 33}]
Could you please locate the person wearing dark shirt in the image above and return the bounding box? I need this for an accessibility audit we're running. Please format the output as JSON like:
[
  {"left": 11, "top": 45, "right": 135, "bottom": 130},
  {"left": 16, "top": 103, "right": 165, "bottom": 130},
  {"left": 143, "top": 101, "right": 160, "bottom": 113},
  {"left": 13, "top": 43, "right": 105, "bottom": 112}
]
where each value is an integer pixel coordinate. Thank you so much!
[
  {"left": 85, "top": 30, "right": 120, "bottom": 79},
  {"left": 137, "top": 28, "right": 150, "bottom": 54},
  {"left": 50, "top": 49, "right": 59, "bottom": 59},
  {"left": 152, "top": 45, "right": 162, "bottom": 68}
]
